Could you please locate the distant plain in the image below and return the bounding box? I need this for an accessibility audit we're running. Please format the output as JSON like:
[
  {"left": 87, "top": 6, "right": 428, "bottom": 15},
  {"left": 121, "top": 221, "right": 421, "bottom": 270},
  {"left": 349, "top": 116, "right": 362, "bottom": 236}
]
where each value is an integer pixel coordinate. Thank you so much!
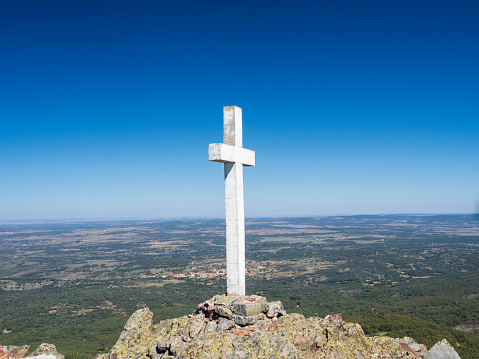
[{"left": 1, "top": 215, "right": 478, "bottom": 358}]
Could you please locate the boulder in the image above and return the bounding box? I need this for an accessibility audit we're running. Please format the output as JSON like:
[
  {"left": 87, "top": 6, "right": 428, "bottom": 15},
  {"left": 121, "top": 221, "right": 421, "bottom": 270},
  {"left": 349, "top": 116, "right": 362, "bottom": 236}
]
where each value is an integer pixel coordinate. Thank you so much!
[
  {"left": 215, "top": 306, "right": 233, "bottom": 319},
  {"left": 108, "top": 307, "right": 156, "bottom": 359},
  {"left": 266, "top": 301, "right": 286, "bottom": 318},
  {"left": 213, "top": 295, "right": 235, "bottom": 307},
  {"left": 424, "top": 339, "right": 461, "bottom": 359},
  {"left": 216, "top": 318, "right": 235, "bottom": 332},
  {"left": 229, "top": 300, "right": 267, "bottom": 317},
  {"left": 0, "top": 345, "right": 29, "bottom": 359},
  {"left": 183, "top": 314, "right": 205, "bottom": 338},
  {"left": 205, "top": 321, "right": 217, "bottom": 333},
  {"left": 27, "top": 343, "right": 64, "bottom": 359},
  {"left": 395, "top": 337, "right": 428, "bottom": 357},
  {"left": 234, "top": 314, "right": 262, "bottom": 326},
  {"left": 168, "top": 336, "right": 185, "bottom": 356}
]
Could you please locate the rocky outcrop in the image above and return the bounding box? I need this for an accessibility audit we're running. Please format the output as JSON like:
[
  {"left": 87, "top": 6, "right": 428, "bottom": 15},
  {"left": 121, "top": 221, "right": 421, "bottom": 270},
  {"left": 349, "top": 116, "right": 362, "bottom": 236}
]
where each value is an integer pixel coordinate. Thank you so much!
[
  {"left": 27, "top": 343, "right": 64, "bottom": 359},
  {"left": 95, "top": 294, "right": 463, "bottom": 359},
  {"left": 0, "top": 344, "right": 29, "bottom": 359},
  {"left": 2, "top": 295, "right": 464, "bottom": 359},
  {"left": 395, "top": 337, "right": 428, "bottom": 356},
  {"left": 0, "top": 343, "right": 64, "bottom": 359}
]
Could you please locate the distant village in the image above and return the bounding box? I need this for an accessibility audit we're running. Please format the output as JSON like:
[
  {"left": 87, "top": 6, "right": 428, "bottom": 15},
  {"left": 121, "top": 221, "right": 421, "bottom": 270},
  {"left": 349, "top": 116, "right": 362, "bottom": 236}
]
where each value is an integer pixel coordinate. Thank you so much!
[{"left": 167, "top": 268, "right": 226, "bottom": 279}]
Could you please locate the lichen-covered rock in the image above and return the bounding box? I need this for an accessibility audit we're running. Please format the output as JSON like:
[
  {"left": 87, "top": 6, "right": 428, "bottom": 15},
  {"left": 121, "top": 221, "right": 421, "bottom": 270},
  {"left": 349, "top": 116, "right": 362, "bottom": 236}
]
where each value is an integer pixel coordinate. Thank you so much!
[
  {"left": 205, "top": 321, "right": 217, "bottom": 333},
  {"left": 157, "top": 316, "right": 189, "bottom": 338},
  {"left": 216, "top": 306, "right": 233, "bottom": 319},
  {"left": 168, "top": 336, "right": 185, "bottom": 356},
  {"left": 395, "top": 337, "right": 428, "bottom": 356},
  {"left": 88, "top": 294, "right": 457, "bottom": 359},
  {"left": 326, "top": 322, "right": 365, "bottom": 341},
  {"left": 229, "top": 299, "right": 268, "bottom": 317},
  {"left": 109, "top": 308, "right": 156, "bottom": 359},
  {"left": 276, "top": 313, "right": 322, "bottom": 341},
  {"left": 229, "top": 331, "right": 301, "bottom": 359},
  {"left": 27, "top": 343, "right": 64, "bottom": 359},
  {"left": 156, "top": 335, "right": 169, "bottom": 353},
  {"left": 0, "top": 344, "right": 29, "bottom": 359},
  {"left": 176, "top": 332, "right": 237, "bottom": 358},
  {"left": 317, "top": 334, "right": 409, "bottom": 359},
  {"left": 424, "top": 339, "right": 461, "bottom": 359},
  {"left": 272, "top": 313, "right": 413, "bottom": 359},
  {"left": 267, "top": 301, "right": 286, "bottom": 318},
  {"left": 216, "top": 318, "right": 235, "bottom": 332},
  {"left": 234, "top": 314, "right": 262, "bottom": 326},
  {"left": 183, "top": 314, "right": 205, "bottom": 338},
  {"left": 197, "top": 298, "right": 215, "bottom": 312},
  {"left": 214, "top": 295, "right": 235, "bottom": 307},
  {"left": 274, "top": 313, "right": 330, "bottom": 357},
  {"left": 152, "top": 316, "right": 189, "bottom": 357}
]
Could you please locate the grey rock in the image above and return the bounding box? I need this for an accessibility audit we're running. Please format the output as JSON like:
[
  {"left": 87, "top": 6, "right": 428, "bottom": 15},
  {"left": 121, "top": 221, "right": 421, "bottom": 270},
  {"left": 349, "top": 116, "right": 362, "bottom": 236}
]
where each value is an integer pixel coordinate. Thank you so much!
[
  {"left": 424, "top": 339, "right": 461, "bottom": 359},
  {"left": 147, "top": 345, "right": 162, "bottom": 359},
  {"left": 205, "top": 321, "right": 217, "bottom": 333},
  {"left": 229, "top": 301, "right": 268, "bottom": 317},
  {"left": 228, "top": 331, "right": 301, "bottom": 359},
  {"left": 266, "top": 301, "right": 286, "bottom": 318},
  {"left": 183, "top": 313, "right": 205, "bottom": 338},
  {"left": 256, "top": 320, "right": 267, "bottom": 331},
  {"left": 213, "top": 295, "right": 235, "bottom": 306},
  {"left": 0, "top": 344, "right": 30, "bottom": 359},
  {"left": 109, "top": 307, "right": 156, "bottom": 359},
  {"left": 216, "top": 306, "right": 234, "bottom": 318},
  {"left": 216, "top": 318, "right": 235, "bottom": 332},
  {"left": 169, "top": 336, "right": 185, "bottom": 355},
  {"left": 27, "top": 343, "right": 65, "bottom": 359},
  {"left": 395, "top": 337, "right": 427, "bottom": 356},
  {"left": 157, "top": 336, "right": 169, "bottom": 353},
  {"left": 197, "top": 298, "right": 215, "bottom": 313},
  {"left": 234, "top": 314, "right": 262, "bottom": 326},
  {"left": 324, "top": 313, "right": 342, "bottom": 323},
  {"left": 326, "top": 322, "right": 365, "bottom": 341}
]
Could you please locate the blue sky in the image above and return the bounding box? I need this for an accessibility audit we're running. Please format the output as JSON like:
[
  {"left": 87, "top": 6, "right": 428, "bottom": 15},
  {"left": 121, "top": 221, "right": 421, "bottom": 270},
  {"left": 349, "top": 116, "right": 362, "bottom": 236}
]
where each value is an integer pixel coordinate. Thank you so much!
[{"left": 1, "top": 0, "right": 478, "bottom": 219}]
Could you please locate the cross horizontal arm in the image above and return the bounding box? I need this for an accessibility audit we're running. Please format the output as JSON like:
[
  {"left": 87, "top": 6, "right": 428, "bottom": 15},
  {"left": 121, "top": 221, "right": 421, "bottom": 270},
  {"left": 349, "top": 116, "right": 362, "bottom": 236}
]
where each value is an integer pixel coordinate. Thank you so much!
[{"left": 208, "top": 143, "right": 255, "bottom": 167}]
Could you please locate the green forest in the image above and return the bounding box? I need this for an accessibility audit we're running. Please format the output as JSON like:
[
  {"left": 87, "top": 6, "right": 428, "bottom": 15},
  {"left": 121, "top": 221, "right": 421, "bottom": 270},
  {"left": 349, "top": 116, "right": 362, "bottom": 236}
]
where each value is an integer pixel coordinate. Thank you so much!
[{"left": 1, "top": 215, "right": 478, "bottom": 358}]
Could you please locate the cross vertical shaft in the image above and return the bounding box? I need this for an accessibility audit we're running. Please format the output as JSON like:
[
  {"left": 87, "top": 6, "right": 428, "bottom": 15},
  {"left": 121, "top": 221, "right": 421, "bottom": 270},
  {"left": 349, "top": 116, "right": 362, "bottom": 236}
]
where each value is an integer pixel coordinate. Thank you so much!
[
  {"left": 208, "top": 106, "right": 255, "bottom": 296},
  {"left": 224, "top": 106, "right": 245, "bottom": 295},
  {"left": 224, "top": 161, "right": 245, "bottom": 295}
]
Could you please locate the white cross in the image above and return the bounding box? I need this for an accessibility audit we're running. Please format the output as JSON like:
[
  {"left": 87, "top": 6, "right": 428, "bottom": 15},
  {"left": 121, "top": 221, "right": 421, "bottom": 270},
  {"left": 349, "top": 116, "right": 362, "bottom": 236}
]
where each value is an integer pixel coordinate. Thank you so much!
[{"left": 209, "top": 106, "right": 255, "bottom": 296}]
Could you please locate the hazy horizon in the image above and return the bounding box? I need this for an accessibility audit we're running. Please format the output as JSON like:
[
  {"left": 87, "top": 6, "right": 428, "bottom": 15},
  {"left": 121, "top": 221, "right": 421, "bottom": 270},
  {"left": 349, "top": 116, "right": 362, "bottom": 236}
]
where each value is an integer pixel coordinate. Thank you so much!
[{"left": 1, "top": 212, "right": 478, "bottom": 223}]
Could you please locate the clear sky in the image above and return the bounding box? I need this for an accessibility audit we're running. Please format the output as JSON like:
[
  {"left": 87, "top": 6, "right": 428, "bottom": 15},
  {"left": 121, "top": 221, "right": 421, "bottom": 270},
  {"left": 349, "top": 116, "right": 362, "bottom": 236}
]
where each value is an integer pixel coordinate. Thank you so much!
[{"left": 1, "top": 0, "right": 478, "bottom": 220}]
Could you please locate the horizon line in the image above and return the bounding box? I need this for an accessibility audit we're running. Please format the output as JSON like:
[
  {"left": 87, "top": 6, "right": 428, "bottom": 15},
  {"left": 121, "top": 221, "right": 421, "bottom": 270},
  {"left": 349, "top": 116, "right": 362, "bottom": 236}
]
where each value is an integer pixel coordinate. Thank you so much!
[{"left": 0, "top": 212, "right": 477, "bottom": 224}]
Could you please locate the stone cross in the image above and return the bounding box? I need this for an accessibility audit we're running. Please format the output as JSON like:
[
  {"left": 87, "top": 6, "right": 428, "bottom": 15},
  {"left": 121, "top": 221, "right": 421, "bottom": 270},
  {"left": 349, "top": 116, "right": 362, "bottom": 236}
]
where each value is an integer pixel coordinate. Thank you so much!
[{"left": 209, "top": 106, "right": 255, "bottom": 296}]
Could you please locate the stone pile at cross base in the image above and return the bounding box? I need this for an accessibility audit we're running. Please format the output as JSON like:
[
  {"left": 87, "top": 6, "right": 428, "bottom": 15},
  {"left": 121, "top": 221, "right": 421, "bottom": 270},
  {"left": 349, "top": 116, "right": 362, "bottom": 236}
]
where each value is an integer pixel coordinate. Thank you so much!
[{"left": 90, "top": 294, "right": 460, "bottom": 359}]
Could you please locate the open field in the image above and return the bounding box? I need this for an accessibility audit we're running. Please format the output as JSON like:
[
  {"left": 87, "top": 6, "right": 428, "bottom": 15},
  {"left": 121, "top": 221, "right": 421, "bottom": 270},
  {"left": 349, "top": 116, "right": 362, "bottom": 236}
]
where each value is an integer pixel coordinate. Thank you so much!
[{"left": 1, "top": 215, "right": 479, "bottom": 358}]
